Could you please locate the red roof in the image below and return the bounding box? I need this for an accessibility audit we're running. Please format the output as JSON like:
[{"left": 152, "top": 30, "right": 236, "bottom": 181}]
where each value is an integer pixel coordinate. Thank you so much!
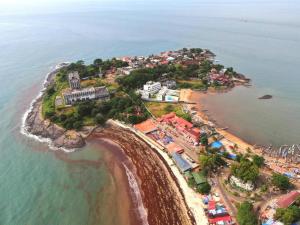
[
  {"left": 208, "top": 215, "right": 232, "bottom": 224},
  {"left": 134, "top": 119, "right": 157, "bottom": 134},
  {"left": 277, "top": 191, "right": 300, "bottom": 208},
  {"left": 166, "top": 142, "right": 184, "bottom": 154},
  {"left": 208, "top": 201, "right": 216, "bottom": 210}
]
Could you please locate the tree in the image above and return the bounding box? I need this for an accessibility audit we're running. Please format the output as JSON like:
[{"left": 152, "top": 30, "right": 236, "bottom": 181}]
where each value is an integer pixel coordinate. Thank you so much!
[
  {"left": 252, "top": 155, "right": 265, "bottom": 168},
  {"left": 197, "top": 182, "right": 211, "bottom": 194},
  {"left": 94, "top": 113, "right": 106, "bottom": 125},
  {"left": 231, "top": 159, "right": 259, "bottom": 183},
  {"left": 275, "top": 206, "right": 300, "bottom": 225},
  {"left": 199, "top": 153, "right": 226, "bottom": 171},
  {"left": 200, "top": 134, "right": 208, "bottom": 146},
  {"left": 237, "top": 201, "right": 258, "bottom": 225},
  {"left": 271, "top": 173, "right": 290, "bottom": 190}
]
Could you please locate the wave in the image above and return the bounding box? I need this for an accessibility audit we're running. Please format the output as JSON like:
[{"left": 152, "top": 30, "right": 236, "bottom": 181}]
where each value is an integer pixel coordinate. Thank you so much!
[
  {"left": 123, "top": 163, "right": 149, "bottom": 225},
  {"left": 20, "top": 62, "right": 75, "bottom": 153}
]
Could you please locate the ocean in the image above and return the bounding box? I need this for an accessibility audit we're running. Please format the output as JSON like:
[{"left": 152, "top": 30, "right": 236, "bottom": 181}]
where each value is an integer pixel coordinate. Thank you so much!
[{"left": 0, "top": 0, "right": 299, "bottom": 224}]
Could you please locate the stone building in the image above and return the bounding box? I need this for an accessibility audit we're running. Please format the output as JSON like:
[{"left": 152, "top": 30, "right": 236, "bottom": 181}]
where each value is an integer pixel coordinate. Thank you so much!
[
  {"left": 63, "top": 86, "right": 110, "bottom": 105},
  {"left": 68, "top": 72, "right": 81, "bottom": 89}
]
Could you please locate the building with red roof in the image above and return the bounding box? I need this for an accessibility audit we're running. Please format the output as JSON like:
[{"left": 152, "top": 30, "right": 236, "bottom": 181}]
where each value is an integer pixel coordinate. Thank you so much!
[
  {"left": 134, "top": 119, "right": 157, "bottom": 134},
  {"left": 158, "top": 113, "right": 200, "bottom": 144},
  {"left": 276, "top": 190, "right": 300, "bottom": 208}
]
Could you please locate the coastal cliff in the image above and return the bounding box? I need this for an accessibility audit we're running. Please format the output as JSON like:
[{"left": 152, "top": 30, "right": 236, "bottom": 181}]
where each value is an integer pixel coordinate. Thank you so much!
[{"left": 23, "top": 65, "right": 85, "bottom": 150}]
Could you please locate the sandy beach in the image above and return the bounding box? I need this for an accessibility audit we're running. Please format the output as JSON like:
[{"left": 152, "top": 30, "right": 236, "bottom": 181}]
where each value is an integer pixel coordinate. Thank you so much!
[{"left": 185, "top": 89, "right": 254, "bottom": 153}]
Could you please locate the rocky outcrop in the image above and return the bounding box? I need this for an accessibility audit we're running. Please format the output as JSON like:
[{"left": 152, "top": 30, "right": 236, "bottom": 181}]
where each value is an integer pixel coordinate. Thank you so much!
[
  {"left": 24, "top": 65, "right": 86, "bottom": 150},
  {"left": 258, "top": 94, "right": 272, "bottom": 100}
]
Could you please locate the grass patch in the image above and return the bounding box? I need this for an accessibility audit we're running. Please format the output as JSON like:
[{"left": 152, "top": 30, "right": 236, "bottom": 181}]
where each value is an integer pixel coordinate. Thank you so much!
[
  {"left": 177, "top": 79, "right": 206, "bottom": 89},
  {"left": 145, "top": 102, "right": 191, "bottom": 121}
]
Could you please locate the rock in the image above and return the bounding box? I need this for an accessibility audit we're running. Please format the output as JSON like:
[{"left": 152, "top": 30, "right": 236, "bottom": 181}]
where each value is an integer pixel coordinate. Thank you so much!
[
  {"left": 258, "top": 94, "right": 272, "bottom": 100},
  {"left": 24, "top": 77, "right": 86, "bottom": 150},
  {"left": 53, "top": 131, "right": 85, "bottom": 149}
]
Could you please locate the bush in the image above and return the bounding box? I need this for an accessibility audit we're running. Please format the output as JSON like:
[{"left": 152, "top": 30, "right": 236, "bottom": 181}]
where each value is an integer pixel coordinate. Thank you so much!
[
  {"left": 271, "top": 173, "right": 290, "bottom": 190},
  {"left": 237, "top": 201, "right": 258, "bottom": 225},
  {"left": 275, "top": 206, "right": 300, "bottom": 225},
  {"left": 94, "top": 113, "right": 106, "bottom": 125},
  {"left": 252, "top": 155, "right": 265, "bottom": 168},
  {"left": 231, "top": 159, "right": 259, "bottom": 183},
  {"left": 197, "top": 182, "right": 211, "bottom": 194}
]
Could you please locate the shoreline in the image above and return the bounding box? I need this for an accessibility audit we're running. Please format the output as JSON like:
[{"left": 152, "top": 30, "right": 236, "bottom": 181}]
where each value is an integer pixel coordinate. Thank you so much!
[
  {"left": 21, "top": 65, "right": 198, "bottom": 225},
  {"left": 89, "top": 124, "right": 198, "bottom": 225},
  {"left": 184, "top": 89, "right": 255, "bottom": 153}
]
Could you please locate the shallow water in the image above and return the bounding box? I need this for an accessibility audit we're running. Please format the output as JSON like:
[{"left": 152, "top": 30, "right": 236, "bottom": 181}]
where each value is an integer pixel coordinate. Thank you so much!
[{"left": 0, "top": 0, "right": 300, "bottom": 223}]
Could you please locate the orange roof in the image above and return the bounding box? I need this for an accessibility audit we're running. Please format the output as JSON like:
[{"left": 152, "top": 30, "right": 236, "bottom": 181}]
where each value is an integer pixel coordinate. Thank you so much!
[
  {"left": 166, "top": 142, "right": 184, "bottom": 154},
  {"left": 134, "top": 119, "right": 157, "bottom": 134}
]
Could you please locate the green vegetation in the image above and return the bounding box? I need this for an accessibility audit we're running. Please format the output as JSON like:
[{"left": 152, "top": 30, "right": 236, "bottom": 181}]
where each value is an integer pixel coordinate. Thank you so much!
[
  {"left": 200, "top": 133, "right": 208, "bottom": 146},
  {"left": 237, "top": 201, "right": 258, "bottom": 225},
  {"left": 145, "top": 102, "right": 191, "bottom": 121},
  {"left": 197, "top": 181, "right": 211, "bottom": 194},
  {"left": 252, "top": 155, "right": 265, "bottom": 168},
  {"left": 199, "top": 153, "right": 226, "bottom": 171},
  {"left": 188, "top": 171, "right": 211, "bottom": 194},
  {"left": 67, "top": 58, "right": 128, "bottom": 79},
  {"left": 116, "top": 59, "right": 235, "bottom": 91},
  {"left": 275, "top": 206, "right": 300, "bottom": 225},
  {"left": 177, "top": 79, "right": 206, "bottom": 90},
  {"left": 231, "top": 159, "right": 259, "bottom": 183},
  {"left": 271, "top": 173, "right": 291, "bottom": 190}
]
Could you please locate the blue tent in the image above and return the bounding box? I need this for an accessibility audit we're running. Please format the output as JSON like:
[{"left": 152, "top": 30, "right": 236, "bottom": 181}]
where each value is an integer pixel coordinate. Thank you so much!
[
  {"left": 172, "top": 153, "right": 192, "bottom": 172},
  {"left": 211, "top": 141, "right": 223, "bottom": 149}
]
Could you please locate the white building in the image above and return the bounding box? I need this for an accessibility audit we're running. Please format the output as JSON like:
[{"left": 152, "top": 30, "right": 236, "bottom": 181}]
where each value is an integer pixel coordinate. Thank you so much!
[
  {"left": 156, "top": 86, "right": 168, "bottom": 101},
  {"left": 63, "top": 86, "right": 110, "bottom": 105},
  {"left": 143, "top": 81, "right": 161, "bottom": 94},
  {"left": 230, "top": 176, "right": 254, "bottom": 191},
  {"left": 68, "top": 72, "right": 81, "bottom": 89}
]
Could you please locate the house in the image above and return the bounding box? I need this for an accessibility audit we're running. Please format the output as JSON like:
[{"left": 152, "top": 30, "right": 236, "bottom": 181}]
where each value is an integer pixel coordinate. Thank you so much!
[
  {"left": 166, "top": 142, "right": 184, "bottom": 154},
  {"left": 276, "top": 191, "right": 300, "bottom": 208},
  {"left": 162, "top": 80, "right": 177, "bottom": 89},
  {"left": 55, "top": 96, "right": 63, "bottom": 107},
  {"left": 63, "top": 86, "right": 110, "bottom": 105},
  {"left": 192, "top": 172, "right": 206, "bottom": 186},
  {"left": 158, "top": 112, "right": 200, "bottom": 144},
  {"left": 117, "top": 66, "right": 134, "bottom": 76},
  {"left": 172, "top": 152, "right": 192, "bottom": 173},
  {"left": 134, "top": 119, "right": 158, "bottom": 134},
  {"left": 211, "top": 141, "right": 224, "bottom": 150},
  {"left": 143, "top": 81, "right": 161, "bottom": 94},
  {"left": 156, "top": 86, "right": 168, "bottom": 101}
]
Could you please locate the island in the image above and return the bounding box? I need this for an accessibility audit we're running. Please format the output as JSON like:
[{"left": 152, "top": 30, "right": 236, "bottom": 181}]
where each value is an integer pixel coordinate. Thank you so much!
[{"left": 23, "top": 48, "right": 300, "bottom": 225}]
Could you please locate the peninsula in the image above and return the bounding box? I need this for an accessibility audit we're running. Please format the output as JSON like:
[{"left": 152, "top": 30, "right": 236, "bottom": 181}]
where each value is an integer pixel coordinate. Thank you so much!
[{"left": 23, "top": 48, "right": 300, "bottom": 225}]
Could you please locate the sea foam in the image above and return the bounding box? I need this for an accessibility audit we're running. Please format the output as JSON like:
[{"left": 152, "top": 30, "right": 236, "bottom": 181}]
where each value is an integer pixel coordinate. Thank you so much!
[
  {"left": 20, "top": 62, "right": 75, "bottom": 153},
  {"left": 123, "top": 163, "right": 150, "bottom": 225}
]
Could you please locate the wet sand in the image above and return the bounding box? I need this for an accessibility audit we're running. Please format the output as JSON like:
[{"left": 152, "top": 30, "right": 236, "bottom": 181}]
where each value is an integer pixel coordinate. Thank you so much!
[{"left": 89, "top": 125, "right": 195, "bottom": 225}]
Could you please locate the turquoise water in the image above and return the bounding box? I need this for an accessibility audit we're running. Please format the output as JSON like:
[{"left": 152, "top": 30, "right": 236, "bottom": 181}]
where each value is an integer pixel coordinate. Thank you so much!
[{"left": 0, "top": 0, "right": 300, "bottom": 223}]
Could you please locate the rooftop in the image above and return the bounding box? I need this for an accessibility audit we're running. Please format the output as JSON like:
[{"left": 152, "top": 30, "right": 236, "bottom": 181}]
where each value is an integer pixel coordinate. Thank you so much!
[
  {"left": 172, "top": 152, "right": 192, "bottom": 172},
  {"left": 277, "top": 190, "right": 300, "bottom": 208},
  {"left": 134, "top": 119, "right": 157, "bottom": 134}
]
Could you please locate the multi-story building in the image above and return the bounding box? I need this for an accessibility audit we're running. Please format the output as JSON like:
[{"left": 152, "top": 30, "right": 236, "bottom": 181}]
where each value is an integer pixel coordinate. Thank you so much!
[
  {"left": 68, "top": 72, "right": 81, "bottom": 89},
  {"left": 143, "top": 81, "right": 161, "bottom": 94},
  {"left": 63, "top": 86, "right": 110, "bottom": 105}
]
